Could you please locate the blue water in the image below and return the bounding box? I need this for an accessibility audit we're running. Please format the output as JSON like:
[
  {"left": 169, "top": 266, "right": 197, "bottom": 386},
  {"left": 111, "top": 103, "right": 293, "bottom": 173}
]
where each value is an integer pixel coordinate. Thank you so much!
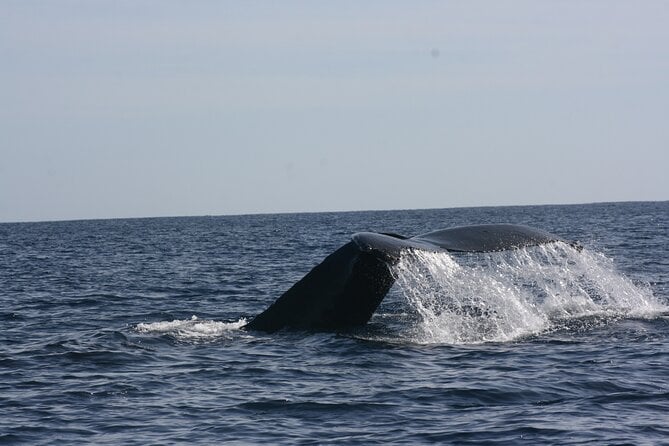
[{"left": 1, "top": 202, "right": 668, "bottom": 444}]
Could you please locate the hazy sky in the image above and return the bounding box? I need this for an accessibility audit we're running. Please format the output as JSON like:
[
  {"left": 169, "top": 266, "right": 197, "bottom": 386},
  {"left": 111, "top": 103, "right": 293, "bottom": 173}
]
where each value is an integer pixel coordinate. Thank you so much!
[{"left": 2, "top": 1, "right": 668, "bottom": 222}]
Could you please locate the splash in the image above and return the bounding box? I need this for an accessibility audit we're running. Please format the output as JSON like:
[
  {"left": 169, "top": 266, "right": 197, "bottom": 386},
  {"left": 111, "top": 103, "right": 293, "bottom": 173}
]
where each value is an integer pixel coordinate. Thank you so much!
[
  {"left": 136, "top": 315, "right": 247, "bottom": 341},
  {"left": 391, "top": 242, "right": 665, "bottom": 344}
]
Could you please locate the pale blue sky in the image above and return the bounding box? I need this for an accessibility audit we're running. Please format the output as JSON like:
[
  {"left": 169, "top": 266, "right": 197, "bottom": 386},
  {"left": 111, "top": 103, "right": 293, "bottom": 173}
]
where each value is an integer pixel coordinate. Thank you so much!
[{"left": 1, "top": 1, "right": 668, "bottom": 222}]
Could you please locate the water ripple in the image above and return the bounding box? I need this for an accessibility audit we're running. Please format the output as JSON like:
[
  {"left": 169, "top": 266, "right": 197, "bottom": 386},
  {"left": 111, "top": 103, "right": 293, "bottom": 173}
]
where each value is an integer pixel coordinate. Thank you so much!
[{"left": 0, "top": 203, "right": 667, "bottom": 444}]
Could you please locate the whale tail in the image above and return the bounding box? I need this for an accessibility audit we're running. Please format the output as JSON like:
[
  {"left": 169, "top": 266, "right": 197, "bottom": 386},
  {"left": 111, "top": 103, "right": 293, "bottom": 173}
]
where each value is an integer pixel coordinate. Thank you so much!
[
  {"left": 244, "top": 241, "right": 397, "bottom": 333},
  {"left": 244, "top": 224, "right": 578, "bottom": 333}
]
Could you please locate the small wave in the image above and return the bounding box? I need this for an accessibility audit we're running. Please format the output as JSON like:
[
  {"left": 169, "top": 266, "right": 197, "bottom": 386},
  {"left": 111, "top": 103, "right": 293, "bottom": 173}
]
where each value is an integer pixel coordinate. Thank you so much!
[
  {"left": 135, "top": 316, "right": 247, "bottom": 341},
  {"left": 390, "top": 242, "right": 667, "bottom": 345}
]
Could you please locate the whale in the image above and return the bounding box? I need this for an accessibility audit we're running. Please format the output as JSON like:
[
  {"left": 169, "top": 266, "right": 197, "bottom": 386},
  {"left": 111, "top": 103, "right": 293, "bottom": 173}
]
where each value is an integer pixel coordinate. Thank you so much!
[{"left": 244, "top": 224, "right": 579, "bottom": 333}]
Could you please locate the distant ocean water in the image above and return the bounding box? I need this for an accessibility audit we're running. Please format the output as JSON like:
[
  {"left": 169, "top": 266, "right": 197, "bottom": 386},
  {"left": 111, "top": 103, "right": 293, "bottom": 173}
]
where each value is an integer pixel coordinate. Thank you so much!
[{"left": 1, "top": 201, "right": 668, "bottom": 445}]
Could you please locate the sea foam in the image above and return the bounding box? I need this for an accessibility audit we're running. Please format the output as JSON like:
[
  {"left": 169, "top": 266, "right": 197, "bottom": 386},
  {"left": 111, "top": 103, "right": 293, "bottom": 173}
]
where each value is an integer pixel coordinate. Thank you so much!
[
  {"left": 136, "top": 315, "right": 247, "bottom": 341},
  {"left": 392, "top": 242, "right": 665, "bottom": 344}
]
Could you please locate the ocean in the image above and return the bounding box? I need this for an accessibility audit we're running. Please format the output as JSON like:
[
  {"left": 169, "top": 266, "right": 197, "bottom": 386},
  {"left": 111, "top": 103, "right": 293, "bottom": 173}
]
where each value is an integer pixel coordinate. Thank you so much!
[{"left": 1, "top": 201, "right": 667, "bottom": 444}]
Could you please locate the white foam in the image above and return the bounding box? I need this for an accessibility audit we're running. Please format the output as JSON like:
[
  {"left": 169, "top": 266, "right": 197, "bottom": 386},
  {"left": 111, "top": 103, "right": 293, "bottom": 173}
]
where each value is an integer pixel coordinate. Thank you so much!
[
  {"left": 391, "top": 243, "right": 666, "bottom": 345},
  {"left": 136, "top": 315, "right": 247, "bottom": 341}
]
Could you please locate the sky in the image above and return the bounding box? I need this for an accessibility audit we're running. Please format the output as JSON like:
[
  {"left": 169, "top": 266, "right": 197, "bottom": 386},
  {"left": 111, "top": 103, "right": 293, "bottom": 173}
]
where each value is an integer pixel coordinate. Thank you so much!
[{"left": 1, "top": 1, "right": 668, "bottom": 222}]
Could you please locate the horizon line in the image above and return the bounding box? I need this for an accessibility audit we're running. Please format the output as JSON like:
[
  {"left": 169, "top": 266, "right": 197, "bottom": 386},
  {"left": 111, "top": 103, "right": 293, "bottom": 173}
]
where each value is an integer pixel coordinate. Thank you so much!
[{"left": 1, "top": 199, "right": 666, "bottom": 225}]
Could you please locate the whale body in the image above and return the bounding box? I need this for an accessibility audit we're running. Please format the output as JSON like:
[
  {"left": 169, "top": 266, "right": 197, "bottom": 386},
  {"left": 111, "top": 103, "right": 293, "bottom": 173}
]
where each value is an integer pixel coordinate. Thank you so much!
[{"left": 244, "top": 224, "right": 578, "bottom": 333}]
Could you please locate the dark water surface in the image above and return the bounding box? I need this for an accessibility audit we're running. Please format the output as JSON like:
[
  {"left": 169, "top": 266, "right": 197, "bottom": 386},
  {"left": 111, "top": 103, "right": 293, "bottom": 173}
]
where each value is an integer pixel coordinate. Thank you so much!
[{"left": 1, "top": 202, "right": 668, "bottom": 444}]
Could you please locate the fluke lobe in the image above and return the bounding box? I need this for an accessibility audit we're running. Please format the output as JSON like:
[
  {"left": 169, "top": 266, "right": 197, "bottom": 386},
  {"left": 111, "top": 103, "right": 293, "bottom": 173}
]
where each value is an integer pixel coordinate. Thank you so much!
[{"left": 244, "top": 224, "right": 578, "bottom": 333}]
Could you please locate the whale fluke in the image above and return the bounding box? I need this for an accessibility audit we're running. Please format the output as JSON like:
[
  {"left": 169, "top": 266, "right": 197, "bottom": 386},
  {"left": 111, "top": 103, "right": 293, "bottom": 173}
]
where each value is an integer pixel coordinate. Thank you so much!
[{"left": 244, "top": 224, "right": 577, "bottom": 333}]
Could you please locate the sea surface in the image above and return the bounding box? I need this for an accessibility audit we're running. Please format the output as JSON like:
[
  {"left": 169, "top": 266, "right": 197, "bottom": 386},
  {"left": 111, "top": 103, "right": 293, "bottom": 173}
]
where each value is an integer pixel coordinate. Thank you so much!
[{"left": 1, "top": 202, "right": 668, "bottom": 445}]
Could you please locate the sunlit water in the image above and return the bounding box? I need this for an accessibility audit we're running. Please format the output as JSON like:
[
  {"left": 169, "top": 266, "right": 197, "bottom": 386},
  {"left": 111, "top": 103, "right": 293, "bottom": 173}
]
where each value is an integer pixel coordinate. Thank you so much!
[{"left": 1, "top": 202, "right": 668, "bottom": 444}]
